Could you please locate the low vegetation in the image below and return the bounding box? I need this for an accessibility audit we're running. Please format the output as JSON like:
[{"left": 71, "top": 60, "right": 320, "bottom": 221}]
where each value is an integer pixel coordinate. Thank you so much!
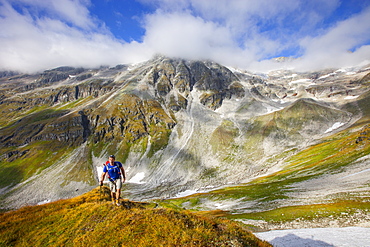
[
  {"left": 0, "top": 141, "right": 74, "bottom": 189},
  {"left": 160, "top": 123, "right": 370, "bottom": 229},
  {"left": 0, "top": 187, "right": 271, "bottom": 247}
]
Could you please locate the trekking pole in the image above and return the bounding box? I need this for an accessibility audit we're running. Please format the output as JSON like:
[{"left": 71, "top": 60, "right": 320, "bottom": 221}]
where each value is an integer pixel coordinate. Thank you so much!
[
  {"left": 99, "top": 183, "right": 102, "bottom": 204},
  {"left": 97, "top": 173, "right": 103, "bottom": 204}
]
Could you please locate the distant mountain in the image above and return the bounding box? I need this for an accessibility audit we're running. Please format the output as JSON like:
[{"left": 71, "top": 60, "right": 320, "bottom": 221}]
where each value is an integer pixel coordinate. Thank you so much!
[{"left": 0, "top": 56, "right": 369, "bottom": 230}]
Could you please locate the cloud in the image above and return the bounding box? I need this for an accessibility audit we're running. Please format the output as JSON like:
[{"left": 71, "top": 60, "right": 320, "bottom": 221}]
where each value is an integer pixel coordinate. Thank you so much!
[
  {"left": 140, "top": 0, "right": 340, "bottom": 57},
  {"left": 13, "top": 0, "right": 95, "bottom": 29},
  {"left": 139, "top": 0, "right": 370, "bottom": 71},
  {"left": 0, "top": 0, "right": 144, "bottom": 72},
  {"left": 295, "top": 6, "right": 370, "bottom": 70},
  {"left": 142, "top": 11, "right": 244, "bottom": 61},
  {"left": 0, "top": 0, "right": 369, "bottom": 73}
]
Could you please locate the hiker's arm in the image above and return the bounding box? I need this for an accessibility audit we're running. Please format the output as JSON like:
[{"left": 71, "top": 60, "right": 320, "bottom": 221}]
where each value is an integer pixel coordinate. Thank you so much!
[
  {"left": 120, "top": 167, "right": 126, "bottom": 183},
  {"left": 99, "top": 171, "right": 107, "bottom": 186}
]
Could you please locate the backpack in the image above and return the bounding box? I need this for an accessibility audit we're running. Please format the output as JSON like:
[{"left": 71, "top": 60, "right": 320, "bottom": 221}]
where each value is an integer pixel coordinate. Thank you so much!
[{"left": 104, "top": 161, "right": 121, "bottom": 182}]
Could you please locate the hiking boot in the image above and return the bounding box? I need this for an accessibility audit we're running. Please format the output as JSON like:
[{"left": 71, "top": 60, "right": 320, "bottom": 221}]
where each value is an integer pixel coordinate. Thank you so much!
[{"left": 116, "top": 199, "right": 121, "bottom": 206}]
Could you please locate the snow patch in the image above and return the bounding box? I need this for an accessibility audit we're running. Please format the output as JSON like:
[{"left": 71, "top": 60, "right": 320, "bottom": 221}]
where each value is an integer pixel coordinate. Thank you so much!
[
  {"left": 213, "top": 201, "right": 240, "bottom": 210},
  {"left": 37, "top": 199, "right": 51, "bottom": 205},
  {"left": 325, "top": 122, "right": 345, "bottom": 133},
  {"left": 128, "top": 172, "right": 146, "bottom": 184},
  {"left": 318, "top": 72, "right": 336, "bottom": 80},
  {"left": 264, "top": 103, "right": 284, "bottom": 114},
  {"left": 289, "top": 78, "right": 312, "bottom": 85},
  {"left": 344, "top": 95, "right": 359, "bottom": 100},
  {"left": 96, "top": 165, "right": 104, "bottom": 182},
  {"left": 175, "top": 189, "right": 199, "bottom": 198}
]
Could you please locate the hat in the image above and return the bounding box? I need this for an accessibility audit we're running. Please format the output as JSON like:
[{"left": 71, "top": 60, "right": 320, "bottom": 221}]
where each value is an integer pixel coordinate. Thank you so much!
[{"left": 109, "top": 155, "right": 115, "bottom": 158}]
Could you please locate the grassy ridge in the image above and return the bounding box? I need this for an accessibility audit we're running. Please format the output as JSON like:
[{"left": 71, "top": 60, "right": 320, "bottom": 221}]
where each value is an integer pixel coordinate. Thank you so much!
[{"left": 0, "top": 187, "right": 271, "bottom": 247}]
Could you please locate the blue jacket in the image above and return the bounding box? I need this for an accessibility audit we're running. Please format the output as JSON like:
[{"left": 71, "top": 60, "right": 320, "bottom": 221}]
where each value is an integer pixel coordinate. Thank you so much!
[{"left": 103, "top": 161, "right": 123, "bottom": 180}]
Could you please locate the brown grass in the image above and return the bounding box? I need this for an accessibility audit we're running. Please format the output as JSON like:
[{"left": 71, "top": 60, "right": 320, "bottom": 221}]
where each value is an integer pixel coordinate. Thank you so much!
[{"left": 0, "top": 187, "right": 271, "bottom": 247}]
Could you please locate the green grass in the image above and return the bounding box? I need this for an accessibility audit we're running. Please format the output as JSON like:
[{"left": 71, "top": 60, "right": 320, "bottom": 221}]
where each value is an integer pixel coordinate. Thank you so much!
[
  {"left": 160, "top": 123, "right": 370, "bottom": 219},
  {"left": 0, "top": 104, "right": 50, "bottom": 128},
  {"left": 228, "top": 199, "right": 370, "bottom": 223},
  {"left": 0, "top": 141, "right": 73, "bottom": 188},
  {"left": 259, "top": 125, "right": 370, "bottom": 184},
  {"left": 148, "top": 123, "right": 172, "bottom": 157},
  {"left": 55, "top": 96, "right": 93, "bottom": 110}
]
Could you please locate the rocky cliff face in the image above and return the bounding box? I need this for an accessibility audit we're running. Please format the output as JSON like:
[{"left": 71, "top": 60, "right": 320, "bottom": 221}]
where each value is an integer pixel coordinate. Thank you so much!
[{"left": 0, "top": 56, "right": 369, "bottom": 210}]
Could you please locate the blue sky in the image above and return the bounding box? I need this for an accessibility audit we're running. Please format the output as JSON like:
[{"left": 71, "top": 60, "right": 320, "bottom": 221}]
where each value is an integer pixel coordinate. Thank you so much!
[{"left": 1, "top": 0, "right": 370, "bottom": 73}]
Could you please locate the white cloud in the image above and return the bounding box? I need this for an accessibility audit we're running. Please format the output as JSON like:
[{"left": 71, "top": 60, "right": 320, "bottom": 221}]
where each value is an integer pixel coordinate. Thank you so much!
[
  {"left": 0, "top": 0, "right": 369, "bottom": 73},
  {"left": 0, "top": 0, "right": 131, "bottom": 72},
  {"left": 295, "top": 6, "right": 370, "bottom": 71},
  {"left": 13, "top": 0, "right": 95, "bottom": 29},
  {"left": 142, "top": 11, "right": 242, "bottom": 61}
]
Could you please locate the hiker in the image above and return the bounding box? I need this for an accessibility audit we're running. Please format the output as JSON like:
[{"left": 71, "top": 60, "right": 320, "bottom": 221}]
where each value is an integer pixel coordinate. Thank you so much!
[{"left": 99, "top": 155, "right": 126, "bottom": 206}]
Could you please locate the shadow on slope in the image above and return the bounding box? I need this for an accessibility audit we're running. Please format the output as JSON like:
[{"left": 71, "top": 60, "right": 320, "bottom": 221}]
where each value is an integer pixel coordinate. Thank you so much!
[{"left": 269, "top": 233, "right": 335, "bottom": 247}]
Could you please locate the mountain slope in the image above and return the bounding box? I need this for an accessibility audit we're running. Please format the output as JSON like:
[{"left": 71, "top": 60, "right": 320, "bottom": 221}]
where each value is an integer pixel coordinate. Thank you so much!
[
  {"left": 0, "top": 187, "right": 271, "bottom": 247},
  {"left": 0, "top": 57, "right": 369, "bottom": 216}
]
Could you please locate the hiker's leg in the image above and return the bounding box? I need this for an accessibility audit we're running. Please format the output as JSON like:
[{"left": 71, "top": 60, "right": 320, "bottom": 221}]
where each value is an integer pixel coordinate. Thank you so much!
[
  {"left": 116, "top": 189, "right": 121, "bottom": 200},
  {"left": 109, "top": 181, "right": 116, "bottom": 198},
  {"left": 116, "top": 179, "right": 123, "bottom": 200}
]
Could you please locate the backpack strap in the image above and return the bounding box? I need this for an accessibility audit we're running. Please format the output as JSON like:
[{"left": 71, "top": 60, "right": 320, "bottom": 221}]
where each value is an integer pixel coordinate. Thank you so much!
[
  {"left": 104, "top": 161, "right": 111, "bottom": 179},
  {"left": 104, "top": 161, "right": 121, "bottom": 180}
]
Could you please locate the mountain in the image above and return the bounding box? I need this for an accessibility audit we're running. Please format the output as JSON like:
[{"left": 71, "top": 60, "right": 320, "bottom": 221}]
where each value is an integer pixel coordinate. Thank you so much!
[{"left": 0, "top": 56, "right": 369, "bottom": 229}]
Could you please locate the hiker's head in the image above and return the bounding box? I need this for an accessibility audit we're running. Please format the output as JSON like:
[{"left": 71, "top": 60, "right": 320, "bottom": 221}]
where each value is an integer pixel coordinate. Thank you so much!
[{"left": 109, "top": 155, "right": 115, "bottom": 162}]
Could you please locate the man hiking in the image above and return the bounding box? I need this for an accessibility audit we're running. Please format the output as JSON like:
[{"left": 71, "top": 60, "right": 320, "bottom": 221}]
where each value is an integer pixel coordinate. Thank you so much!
[{"left": 100, "top": 155, "right": 126, "bottom": 206}]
